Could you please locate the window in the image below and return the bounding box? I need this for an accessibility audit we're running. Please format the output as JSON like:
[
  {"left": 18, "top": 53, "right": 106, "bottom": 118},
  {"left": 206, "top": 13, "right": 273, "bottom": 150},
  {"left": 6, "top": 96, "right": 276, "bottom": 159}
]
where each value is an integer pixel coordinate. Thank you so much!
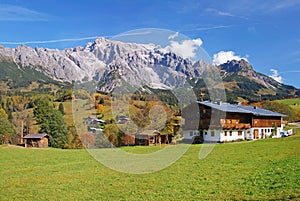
[
  {"left": 229, "top": 131, "right": 232, "bottom": 136},
  {"left": 204, "top": 132, "right": 207, "bottom": 135},
  {"left": 211, "top": 131, "right": 215, "bottom": 137},
  {"left": 189, "top": 131, "right": 193, "bottom": 137},
  {"left": 238, "top": 131, "right": 243, "bottom": 136},
  {"left": 224, "top": 131, "right": 227, "bottom": 136}
]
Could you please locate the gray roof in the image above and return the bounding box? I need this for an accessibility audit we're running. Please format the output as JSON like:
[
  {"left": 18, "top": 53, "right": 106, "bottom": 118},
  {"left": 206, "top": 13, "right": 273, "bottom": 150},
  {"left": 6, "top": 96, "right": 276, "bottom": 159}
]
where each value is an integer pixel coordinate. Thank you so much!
[
  {"left": 198, "top": 101, "right": 287, "bottom": 117},
  {"left": 137, "top": 130, "right": 161, "bottom": 135},
  {"left": 237, "top": 105, "right": 287, "bottom": 117},
  {"left": 23, "top": 134, "right": 49, "bottom": 139},
  {"left": 199, "top": 101, "right": 252, "bottom": 114}
]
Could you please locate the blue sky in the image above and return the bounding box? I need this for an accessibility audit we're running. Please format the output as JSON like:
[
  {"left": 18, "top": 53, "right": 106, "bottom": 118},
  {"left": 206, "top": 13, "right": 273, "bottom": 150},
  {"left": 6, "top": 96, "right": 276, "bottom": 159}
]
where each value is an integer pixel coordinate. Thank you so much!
[{"left": 0, "top": 0, "right": 300, "bottom": 87}]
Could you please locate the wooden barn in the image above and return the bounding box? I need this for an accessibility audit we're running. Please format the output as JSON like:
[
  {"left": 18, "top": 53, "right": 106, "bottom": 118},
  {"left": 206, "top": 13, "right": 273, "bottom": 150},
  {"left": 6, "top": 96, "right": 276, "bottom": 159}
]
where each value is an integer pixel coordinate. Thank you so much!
[
  {"left": 23, "top": 134, "right": 49, "bottom": 148},
  {"left": 134, "top": 130, "right": 173, "bottom": 146}
]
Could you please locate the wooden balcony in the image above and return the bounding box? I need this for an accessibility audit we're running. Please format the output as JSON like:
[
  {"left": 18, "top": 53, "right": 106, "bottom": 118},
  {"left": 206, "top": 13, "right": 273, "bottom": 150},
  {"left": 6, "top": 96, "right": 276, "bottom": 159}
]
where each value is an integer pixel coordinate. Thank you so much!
[{"left": 221, "top": 123, "right": 251, "bottom": 129}]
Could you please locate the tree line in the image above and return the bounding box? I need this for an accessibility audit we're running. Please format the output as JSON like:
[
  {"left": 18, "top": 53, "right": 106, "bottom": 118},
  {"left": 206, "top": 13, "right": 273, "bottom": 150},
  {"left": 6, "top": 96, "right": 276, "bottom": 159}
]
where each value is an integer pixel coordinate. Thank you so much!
[{"left": 0, "top": 93, "right": 83, "bottom": 148}]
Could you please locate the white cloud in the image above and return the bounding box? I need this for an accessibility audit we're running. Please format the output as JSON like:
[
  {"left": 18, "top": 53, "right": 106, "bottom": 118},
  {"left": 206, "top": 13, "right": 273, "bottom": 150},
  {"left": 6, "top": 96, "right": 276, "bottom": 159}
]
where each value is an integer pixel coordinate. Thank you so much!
[
  {"left": 212, "top": 51, "right": 248, "bottom": 66},
  {"left": 269, "top": 69, "right": 283, "bottom": 83},
  {"left": 206, "top": 8, "right": 235, "bottom": 17},
  {"left": 114, "top": 31, "right": 151, "bottom": 38},
  {"left": 0, "top": 36, "right": 103, "bottom": 45},
  {"left": 168, "top": 32, "right": 179, "bottom": 40},
  {"left": 268, "top": 0, "right": 300, "bottom": 11},
  {"left": 193, "top": 25, "right": 232, "bottom": 31},
  {"left": 164, "top": 38, "right": 203, "bottom": 59},
  {"left": 0, "top": 4, "right": 51, "bottom": 21}
]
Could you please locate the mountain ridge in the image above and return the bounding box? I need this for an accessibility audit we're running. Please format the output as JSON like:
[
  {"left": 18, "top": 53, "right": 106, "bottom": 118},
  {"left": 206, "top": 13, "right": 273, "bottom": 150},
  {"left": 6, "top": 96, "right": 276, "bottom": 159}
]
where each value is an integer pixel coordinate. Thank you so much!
[{"left": 0, "top": 38, "right": 299, "bottom": 101}]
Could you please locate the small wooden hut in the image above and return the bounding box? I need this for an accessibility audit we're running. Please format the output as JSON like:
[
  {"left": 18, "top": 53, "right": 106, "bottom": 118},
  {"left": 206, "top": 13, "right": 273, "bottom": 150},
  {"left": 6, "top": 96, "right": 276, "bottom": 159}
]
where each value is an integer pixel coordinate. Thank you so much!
[
  {"left": 134, "top": 130, "right": 173, "bottom": 146},
  {"left": 23, "top": 134, "right": 49, "bottom": 148}
]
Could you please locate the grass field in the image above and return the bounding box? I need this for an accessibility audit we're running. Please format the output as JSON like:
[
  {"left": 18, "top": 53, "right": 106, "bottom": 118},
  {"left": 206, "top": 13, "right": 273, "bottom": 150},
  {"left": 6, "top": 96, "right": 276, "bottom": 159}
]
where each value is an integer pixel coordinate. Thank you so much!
[{"left": 1, "top": 135, "right": 299, "bottom": 200}]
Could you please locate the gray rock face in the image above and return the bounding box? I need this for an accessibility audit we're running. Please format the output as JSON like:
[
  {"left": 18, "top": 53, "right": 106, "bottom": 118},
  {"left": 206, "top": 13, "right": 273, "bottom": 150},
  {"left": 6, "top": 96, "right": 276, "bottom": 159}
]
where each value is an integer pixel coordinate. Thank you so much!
[
  {"left": 0, "top": 38, "right": 283, "bottom": 93},
  {"left": 0, "top": 38, "right": 205, "bottom": 92},
  {"left": 220, "top": 59, "right": 281, "bottom": 89}
]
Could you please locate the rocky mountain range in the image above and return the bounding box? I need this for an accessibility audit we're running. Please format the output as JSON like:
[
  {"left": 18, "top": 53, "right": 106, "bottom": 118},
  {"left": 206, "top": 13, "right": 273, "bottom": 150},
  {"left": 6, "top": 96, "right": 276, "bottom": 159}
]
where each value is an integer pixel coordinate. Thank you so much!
[{"left": 0, "top": 38, "right": 299, "bottom": 101}]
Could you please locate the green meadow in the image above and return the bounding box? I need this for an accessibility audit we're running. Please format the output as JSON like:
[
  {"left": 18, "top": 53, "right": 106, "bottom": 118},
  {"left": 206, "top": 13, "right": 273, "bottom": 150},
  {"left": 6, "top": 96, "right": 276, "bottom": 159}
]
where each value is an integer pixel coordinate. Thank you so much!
[{"left": 1, "top": 135, "right": 299, "bottom": 200}]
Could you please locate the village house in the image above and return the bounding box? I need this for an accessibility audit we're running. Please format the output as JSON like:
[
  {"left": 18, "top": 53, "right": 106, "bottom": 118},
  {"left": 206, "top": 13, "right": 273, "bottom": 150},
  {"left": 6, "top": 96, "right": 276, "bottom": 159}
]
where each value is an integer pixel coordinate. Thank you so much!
[
  {"left": 23, "top": 134, "right": 49, "bottom": 148},
  {"left": 85, "top": 117, "right": 105, "bottom": 133},
  {"left": 182, "top": 101, "right": 287, "bottom": 143}
]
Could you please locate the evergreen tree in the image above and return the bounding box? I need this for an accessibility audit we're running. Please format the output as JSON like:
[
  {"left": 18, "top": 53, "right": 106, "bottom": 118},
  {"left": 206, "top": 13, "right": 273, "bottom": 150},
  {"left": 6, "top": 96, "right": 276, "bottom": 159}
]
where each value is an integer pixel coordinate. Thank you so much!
[
  {"left": 34, "top": 99, "right": 68, "bottom": 148},
  {"left": 58, "top": 102, "right": 65, "bottom": 115},
  {"left": 0, "top": 113, "right": 15, "bottom": 144},
  {"left": 99, "top": 98, "right": 104, "bottom": 104}
]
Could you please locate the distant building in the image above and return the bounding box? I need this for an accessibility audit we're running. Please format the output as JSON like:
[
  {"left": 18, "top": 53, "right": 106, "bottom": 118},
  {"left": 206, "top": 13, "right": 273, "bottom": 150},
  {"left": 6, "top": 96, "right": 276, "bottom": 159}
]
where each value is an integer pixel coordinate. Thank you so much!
[
  {"left": 120, "top": 130, "right": 173, "bottom": 146},
  {"left": 85, "top": 117, "right": 105, "bottom": 124},
  {"left": 182, "top": 101, "right": 287, "bottom": 143},
  {"left": 23, "top": 134, "right": 49, "bottom": 148},
  {"left": 85, "top": 117, "right": 105, "bottom": 133},
  {"left": 116, "top": 116, "right": 130, "bottom": 124}
]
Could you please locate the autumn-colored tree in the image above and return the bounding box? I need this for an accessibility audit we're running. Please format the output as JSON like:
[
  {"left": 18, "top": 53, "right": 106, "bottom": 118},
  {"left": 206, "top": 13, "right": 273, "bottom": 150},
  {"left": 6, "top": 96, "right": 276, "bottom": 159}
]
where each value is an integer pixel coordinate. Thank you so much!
[
  {"left": 67, "top": 125, "right": 84, "bottom": 149},
  {"left": 167, "top": 116, "right": 181, "bottom": 136},
  {"left": 95, "top": 104, "right": 104, "bottom": 119},
  {"left": 261, "top": 100, "right": 298, "bottom": 122},
  {"left": 11, "top": 96, "right": 29, "bottom": 144},
  {"left": 81, "top": 132, "right": 95, "bottom": 148},
  {"left": 297, "top": 110, "right": 300, "bottom": 118},
  {"left": 103, "top": 124, "right": 125, "bottom": 147},
  {"left": 0, "top": 107, "right": 8, "bottom": 119}
]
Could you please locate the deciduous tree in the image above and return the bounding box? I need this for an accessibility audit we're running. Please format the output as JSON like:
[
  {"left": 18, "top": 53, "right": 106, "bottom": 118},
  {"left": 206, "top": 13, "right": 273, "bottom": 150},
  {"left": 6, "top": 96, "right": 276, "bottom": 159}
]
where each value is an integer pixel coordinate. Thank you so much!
[{"left": 81, "top": 132, "right": 95, "bottom": 148}]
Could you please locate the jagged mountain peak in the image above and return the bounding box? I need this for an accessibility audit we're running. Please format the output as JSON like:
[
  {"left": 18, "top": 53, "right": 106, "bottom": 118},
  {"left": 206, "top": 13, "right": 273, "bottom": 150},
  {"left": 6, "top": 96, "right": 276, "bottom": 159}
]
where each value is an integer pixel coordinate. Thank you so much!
[
  {"left": 0, "top": 38, "right": 299, "bottom": 101},
  {"left": 220, "top": 59, "right": 253, "bottom": 73}
]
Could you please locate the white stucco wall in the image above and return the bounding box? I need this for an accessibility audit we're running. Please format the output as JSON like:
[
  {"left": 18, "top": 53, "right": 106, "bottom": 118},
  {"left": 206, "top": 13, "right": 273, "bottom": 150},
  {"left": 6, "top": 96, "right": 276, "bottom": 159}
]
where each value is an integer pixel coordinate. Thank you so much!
[
  {"left": 219, "top": 130, "right": 245, "bottom": 142},
  {"left": 203, "top": 130, "right": 221, "bottom": 142},
  {"left": 182, "top": 130, "right": 200, "bottom": 140},
  {"left": 183, "top": 126, "right": 285, "bottom": 142},
  {"left": 248, "top": 126, "right": 284, "bottom": 139}
]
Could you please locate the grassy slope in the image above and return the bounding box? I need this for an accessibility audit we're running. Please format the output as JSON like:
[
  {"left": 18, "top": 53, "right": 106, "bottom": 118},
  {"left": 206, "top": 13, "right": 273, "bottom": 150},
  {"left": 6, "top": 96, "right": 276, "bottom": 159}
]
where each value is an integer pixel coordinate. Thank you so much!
[
  {"left": 277, "top": 98, "right": 300, "bottom": 112},
  {"left": 0, "top": 61, "right": 61, "bottom": 90},
  {"left": 0, "top": 135, "right": 299, "bottom": 200}
]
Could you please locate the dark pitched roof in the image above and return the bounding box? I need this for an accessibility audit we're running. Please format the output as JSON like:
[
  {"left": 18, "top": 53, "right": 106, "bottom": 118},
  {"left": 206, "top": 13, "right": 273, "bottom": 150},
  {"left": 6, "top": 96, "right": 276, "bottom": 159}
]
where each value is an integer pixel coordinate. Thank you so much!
[
  {"left": 197, "top": 101, "right": 287, "bottom": 117},
  {"left": 237, "top": 105, "right": 288, "bottom": 117},
  {"left": 137, "top": 130, "right": 160, "bottom": 135},
  {"left": 198, "top": 101, "right": 252, "bottom": 114},
  {"left": 23, "top": 134, "right": 49, "bottom": 139}
]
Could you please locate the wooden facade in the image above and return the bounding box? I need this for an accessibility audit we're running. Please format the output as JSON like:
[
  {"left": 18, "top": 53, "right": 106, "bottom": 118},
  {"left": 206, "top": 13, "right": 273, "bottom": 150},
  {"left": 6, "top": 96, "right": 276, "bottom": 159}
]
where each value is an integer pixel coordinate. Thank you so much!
[
  {"left": 23, "top": 134, "right": 49, "bottom": 148},
  {"left": 182, "top": 101, "right": 287, "bottom": 142},
  {"left": 252, "top": 117, "right": 282, "bottom": 128},
  {"left": 183, "top": 102, "right": 285, "bottom": 131},
  {"left": 134, "top": 130, "right": 173, "bottom": 146},
  {"left": 120, "top": 130, "right": 173, "bottom": 146}
]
